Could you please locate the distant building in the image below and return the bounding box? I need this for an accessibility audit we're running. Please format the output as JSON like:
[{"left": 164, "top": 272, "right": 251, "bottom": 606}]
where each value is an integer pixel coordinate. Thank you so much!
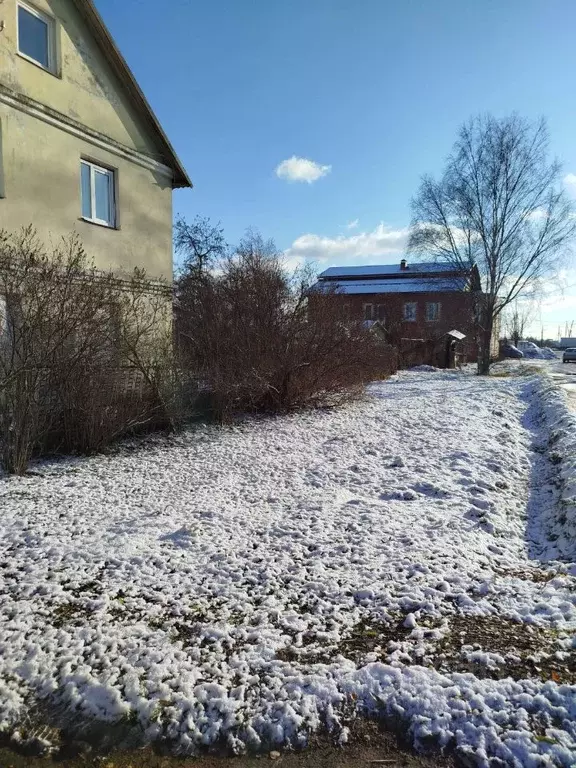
[
  {"left": 559, "top": 338, "right": 576, "bottom": 349},
  {"left": 313, "top": 259, "right": 499, "bottom": 365}
]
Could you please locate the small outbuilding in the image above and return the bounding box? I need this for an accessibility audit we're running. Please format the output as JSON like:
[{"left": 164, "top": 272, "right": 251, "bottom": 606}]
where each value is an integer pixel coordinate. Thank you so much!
[{"left": 442, "top": 330, "right": 467, "bottom": 369}]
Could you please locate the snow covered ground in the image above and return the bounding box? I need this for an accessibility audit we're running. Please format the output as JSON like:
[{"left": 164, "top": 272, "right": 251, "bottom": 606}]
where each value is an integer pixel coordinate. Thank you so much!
[{"left": 0, "top": 370, "right": 575, "bottom": 766}]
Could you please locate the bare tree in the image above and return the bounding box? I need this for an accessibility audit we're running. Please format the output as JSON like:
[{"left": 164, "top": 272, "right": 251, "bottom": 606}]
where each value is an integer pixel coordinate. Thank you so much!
[
  {"left": 409, "top": 114, "right": 575, "bottom": 374},
  {"left": 174, "top": 215, "right": 227, "bottom": 278},
  {"left": 503, "top": 299, "right": 536, "bottom": 347}
]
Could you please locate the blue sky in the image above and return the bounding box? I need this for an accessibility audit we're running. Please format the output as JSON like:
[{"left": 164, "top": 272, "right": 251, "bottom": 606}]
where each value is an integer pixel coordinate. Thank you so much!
[{"left": 96, "top": 0, "right": 576, "bottom": 338}]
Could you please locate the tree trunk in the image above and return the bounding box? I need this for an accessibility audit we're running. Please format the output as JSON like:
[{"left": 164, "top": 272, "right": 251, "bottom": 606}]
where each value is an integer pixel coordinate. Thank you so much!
[{"left": 477, "top": 324, "right": 493, "bottom": 376}]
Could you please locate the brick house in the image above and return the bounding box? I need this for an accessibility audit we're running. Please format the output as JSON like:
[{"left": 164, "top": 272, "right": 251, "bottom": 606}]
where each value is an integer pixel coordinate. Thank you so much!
[{"left": 314, "top": 259, "right": 498, "bottom": 365}]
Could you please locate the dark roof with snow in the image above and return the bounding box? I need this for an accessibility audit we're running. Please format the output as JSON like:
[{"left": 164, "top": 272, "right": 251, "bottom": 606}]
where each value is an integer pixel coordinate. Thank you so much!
[
  {"left": 313, "top": 261, "right": 475, "bottom": 295},
  {"left": 318, "top": 262, "right": 466, "bottom": 280},
  {"left": 318, "top": 277, "right": 470, "bottom": 294}
]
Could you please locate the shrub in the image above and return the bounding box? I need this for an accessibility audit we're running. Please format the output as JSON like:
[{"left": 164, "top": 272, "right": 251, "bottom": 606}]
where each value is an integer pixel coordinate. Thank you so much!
[
  {"left": 0, "top": 227, "right": 183, "bottom": 473},
  {"left": 176, "top": 231, "right": 396, "bottom": 422}
]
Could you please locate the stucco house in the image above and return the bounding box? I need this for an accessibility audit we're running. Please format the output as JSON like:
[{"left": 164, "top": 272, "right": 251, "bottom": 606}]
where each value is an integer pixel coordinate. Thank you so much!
[{"left": 0, "top": 0, "right": 191, "bottom": 281}]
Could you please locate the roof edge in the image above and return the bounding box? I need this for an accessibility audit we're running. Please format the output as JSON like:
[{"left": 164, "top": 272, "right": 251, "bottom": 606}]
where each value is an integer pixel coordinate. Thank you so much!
[
  {"left": 318, "top": 261, "right": 474, "bottom": 280},
  {"left": 74, "top": 0, "right": 192, "bottom": 189}
]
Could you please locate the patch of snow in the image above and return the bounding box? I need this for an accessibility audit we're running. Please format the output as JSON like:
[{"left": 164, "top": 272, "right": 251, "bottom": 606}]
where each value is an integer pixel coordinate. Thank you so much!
[
  {"left": 540, "top": 347, "right": 558, "bottom": 360},
  {"left": 409, "top": 365, "right": 440, "bottom": 372},
  {"left": 530, "top": 375, "right": 576, "bottom": 560},
  {"left": 0, "top": 370, "right": 574, "bottom": 764},
  {"left": 403, "top": 613, "right": 418, "bottom": 630},
  {"left": 522, "top": 346, "right": 558, "bottom": 360}
]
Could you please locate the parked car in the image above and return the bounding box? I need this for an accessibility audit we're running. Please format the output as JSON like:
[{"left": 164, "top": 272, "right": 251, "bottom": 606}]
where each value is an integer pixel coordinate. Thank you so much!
[
  {"left": 514, "top": 341, "right": 558, "bottom": 360},
  {"left": 562, "top": 348, "right": 576, "bottom": 363},
  {"left": 502, "top": 344, "right": 524, "bottom": 359},
  {"left": 517, "top": 340, "right": 540, "bottom": 352},
  {"left": 539, "top": 347, "right": 558, "bottom": 360}
]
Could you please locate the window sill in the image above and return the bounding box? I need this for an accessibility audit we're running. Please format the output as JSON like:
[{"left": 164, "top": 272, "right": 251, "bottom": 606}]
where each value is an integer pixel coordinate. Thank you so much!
[
  {"left": 79, "top": 217, "right": 119, "bottom": 231},
  {"left": 17, "top": 51, "right": 60, "bottom": 78}
]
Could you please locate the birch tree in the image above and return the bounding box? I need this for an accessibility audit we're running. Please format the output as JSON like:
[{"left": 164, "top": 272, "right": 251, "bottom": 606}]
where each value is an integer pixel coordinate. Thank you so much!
[{"left": 409, "top": 114, "right": 574, "bottom": 374}]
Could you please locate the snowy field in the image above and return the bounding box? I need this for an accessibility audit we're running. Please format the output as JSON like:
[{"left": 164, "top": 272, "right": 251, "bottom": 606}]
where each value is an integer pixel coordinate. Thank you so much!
[{"left": 0, "top": 369, "right": 575, "bottom": 767}]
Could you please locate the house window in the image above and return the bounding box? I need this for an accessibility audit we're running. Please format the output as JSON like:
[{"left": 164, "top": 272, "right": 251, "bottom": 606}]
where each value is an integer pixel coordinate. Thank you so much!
[
  {"left": 376, "top": 304, "right": 386, "bottom": 322},
  {"left": 403, "top": 302, "right": 417, "bottom": 322},
  {"left": 363, "top": 303, "right": 374, "bottom": 321},
  {"left": 17, "top": 2, "right": 56, "bottom": 73},
  {"left": 81, "top": 160, "right": 117, "bottom": 227},
  {"left": 426, "top": 302, "right": 441, "bottom": 321}
]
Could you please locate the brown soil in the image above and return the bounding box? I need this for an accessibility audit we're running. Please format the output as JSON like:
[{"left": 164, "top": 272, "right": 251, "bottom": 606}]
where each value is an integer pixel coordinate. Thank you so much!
[
  {"left": 435, "top": 615, "right": 575, "bottom": 684},
  {"left": 0, "top": 718, "right": 456, "bottom": 768},
  {"left": 279, "top": 612, "right": 575, "bottom": 684},
  {"left": 2, "top": 612, "right": 571, "bottom": 767}
]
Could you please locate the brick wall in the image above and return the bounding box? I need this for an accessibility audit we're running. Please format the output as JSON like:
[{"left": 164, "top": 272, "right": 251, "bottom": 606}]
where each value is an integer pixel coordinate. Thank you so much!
[{"left": 337, "top": 291, "right": 480, "bottom": 362}]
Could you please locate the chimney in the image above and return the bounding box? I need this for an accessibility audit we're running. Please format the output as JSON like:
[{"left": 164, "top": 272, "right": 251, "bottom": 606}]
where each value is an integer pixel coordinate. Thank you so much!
[{"left": 400, "top": 259, "right": 408, "bottom": 270}]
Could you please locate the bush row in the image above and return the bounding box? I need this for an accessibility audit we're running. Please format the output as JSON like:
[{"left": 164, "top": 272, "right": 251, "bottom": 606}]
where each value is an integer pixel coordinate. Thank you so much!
[{"left": 0, "top": 227, "right": 396, "bottom": 474}]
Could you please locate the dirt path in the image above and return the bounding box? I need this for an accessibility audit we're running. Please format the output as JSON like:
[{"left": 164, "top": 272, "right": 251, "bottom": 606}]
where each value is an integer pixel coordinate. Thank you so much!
[{"left": 0, "top": 720, "right": 456, "bottom": 768}]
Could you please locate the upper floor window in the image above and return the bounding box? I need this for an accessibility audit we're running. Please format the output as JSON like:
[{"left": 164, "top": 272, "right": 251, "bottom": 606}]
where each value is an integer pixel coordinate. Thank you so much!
[
  {"left": 426, "top": 302, "right": 441, "bottom": 321},
  {"left": 81, "top": 160, "right": 117, "bottom": 228},
  {"left": 364, "top": 303, "right": 386, "bottom": 322},
  {"left": 403, "top": 302, "right": 417, "bottom": 322},
  {"left": 17, "top": 2, "right": 56, "bottom": 74}
]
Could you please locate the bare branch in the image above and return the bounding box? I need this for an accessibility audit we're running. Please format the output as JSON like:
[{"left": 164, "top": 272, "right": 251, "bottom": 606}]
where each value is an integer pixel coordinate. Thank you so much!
[{"left": 409, "top": 114, "right": 575, "bottom": 373}]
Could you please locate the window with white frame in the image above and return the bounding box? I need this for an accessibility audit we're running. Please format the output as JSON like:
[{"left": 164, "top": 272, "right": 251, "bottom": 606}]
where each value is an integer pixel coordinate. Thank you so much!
[
  {"left": 426, "top": 302, "right": 441, "bottom": 321},
  {"left": 363, "top": 303, "right": 374, "bottom": 321},
  {"left": 81, "top": 160, "right": 117, "bottom": 227},
  {"left": 17, "top": 2, "right": 56, "bottom": 73},
  {"left": 403, "top": 302, "right": 417, "bottom": 321}
]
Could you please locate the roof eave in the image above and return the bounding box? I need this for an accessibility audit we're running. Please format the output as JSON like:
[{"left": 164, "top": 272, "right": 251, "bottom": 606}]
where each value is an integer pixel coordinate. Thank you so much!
[{"left": 73, "top": 0, "right": 192, "bottom": 190}]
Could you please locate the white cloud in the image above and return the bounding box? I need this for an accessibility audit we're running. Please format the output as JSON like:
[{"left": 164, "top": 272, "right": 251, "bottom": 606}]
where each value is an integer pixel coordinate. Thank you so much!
[
  {"left": 564, "top": 173, "right": 576, "bottom": 195},
  {"left": 525, "top": 208, "right": 548, "bottom": 221},
  {"left": 346, "top": 219, "right": 359, "bottom": 230},
  {"left": 282, "top": 254, "right": 307, "bottom": 273},
  {"left": 284, "top": 223, "right": 409, "bottom": 264},
  {"left": 275, "top": 156, "right": 331, "bottom": 184}
]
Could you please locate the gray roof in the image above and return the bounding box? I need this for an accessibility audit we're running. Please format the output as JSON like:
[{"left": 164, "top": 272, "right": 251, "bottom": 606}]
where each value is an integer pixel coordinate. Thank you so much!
[
  {"left": 319, "top": 262, "right": 469, "bottom": 280},
  {"left": 313, "top": 277, "right": 470, "bottom": 295}
]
